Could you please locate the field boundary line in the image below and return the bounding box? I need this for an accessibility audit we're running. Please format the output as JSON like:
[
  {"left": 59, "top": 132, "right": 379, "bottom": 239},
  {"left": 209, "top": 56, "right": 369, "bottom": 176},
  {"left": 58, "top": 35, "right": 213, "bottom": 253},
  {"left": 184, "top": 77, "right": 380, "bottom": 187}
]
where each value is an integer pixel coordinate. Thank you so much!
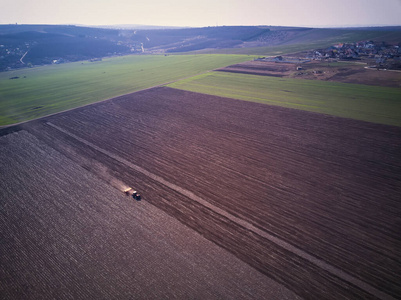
[
  {"left": 47, "top": 121, "right": 395, "bottom": 300},
  {"left": 0, "top": 55, "right": 253, "bottom": 129},
  {"left": 0, "top": 83, "right": 180, "bottom": 130},
  {"left": 0, "top": 68, "right": 221, "bottom": 129}
]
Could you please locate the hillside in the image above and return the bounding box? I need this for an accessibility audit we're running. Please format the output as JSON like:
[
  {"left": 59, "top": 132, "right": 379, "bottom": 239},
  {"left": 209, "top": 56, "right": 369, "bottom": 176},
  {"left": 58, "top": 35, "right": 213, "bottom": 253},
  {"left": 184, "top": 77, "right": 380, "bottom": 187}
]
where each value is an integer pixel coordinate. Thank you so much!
[
  {"left": 1, "top": 24, "right": 400, "bottom": 71},
  {"left": 0, "top": 25, "right": 130, "bottom": 70}
]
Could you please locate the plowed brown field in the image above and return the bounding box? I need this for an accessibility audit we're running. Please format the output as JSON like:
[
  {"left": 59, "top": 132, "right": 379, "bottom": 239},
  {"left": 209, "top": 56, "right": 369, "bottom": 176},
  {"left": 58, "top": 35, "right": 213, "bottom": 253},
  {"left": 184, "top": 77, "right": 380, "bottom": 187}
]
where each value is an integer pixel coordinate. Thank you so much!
[
  {"left": 2, "top": 86, "right": 401, "bottom": 299},
  {"left": 0, "top": 130, "right": 300, "bottom": 300}
]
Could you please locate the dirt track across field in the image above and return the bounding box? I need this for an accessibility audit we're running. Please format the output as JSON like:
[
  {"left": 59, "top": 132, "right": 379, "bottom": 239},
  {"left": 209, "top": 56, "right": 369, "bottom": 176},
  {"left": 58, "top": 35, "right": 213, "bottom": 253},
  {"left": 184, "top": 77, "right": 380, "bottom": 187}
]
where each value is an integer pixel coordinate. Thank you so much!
[
  {"left": 0, "top": 130, "right": 300, "bottom": 300},
  {"left": 45, "top": 122, "right": 395, "bottom": 300},
  {"left": 2, "top": 86, "right": 401, "bottom": 299}
]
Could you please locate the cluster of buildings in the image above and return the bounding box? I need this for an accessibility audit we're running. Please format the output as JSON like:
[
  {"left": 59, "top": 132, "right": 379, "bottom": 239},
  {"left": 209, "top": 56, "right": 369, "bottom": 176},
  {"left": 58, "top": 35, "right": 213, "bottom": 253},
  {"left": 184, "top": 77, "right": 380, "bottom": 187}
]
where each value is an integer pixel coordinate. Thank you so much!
[
  {"left": 309, "top": 41, "right": 401, "bottom": 67},
  {"left": 0, "top": 43, "right": 31, "bottom": 70},
  {"left": 0, "top": 43, "right": 30, "bottom": 57},
  {"left": 255, "top": 40, "right": 401, "bottom": 70}
]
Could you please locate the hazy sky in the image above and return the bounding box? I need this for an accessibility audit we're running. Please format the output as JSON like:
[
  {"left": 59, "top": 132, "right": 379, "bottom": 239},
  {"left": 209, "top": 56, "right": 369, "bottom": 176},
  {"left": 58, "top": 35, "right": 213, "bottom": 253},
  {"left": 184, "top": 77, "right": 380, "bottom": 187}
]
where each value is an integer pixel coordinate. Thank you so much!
[{"left": 1, "top": 0, "right": 400, "bottom": 27}]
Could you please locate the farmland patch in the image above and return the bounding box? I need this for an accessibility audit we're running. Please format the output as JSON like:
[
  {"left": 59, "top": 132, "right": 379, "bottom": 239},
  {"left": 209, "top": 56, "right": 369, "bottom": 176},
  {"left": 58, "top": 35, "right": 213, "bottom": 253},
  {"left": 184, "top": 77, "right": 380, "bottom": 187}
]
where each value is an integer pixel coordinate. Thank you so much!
[
  {"left": 167, "top": 71, "right": 401, "bottom": 126},
  {"left": 216, "top": 60, "right": 401, "bottom": 88},
  {"left": 14, "top": 86, "right": 401, "bottom": 299},
  {"left": 0, "top": 54, "right": 251, "bottom": 126},
  {"left": 0, "top": 130, "right": 299, "bottom": 300}
]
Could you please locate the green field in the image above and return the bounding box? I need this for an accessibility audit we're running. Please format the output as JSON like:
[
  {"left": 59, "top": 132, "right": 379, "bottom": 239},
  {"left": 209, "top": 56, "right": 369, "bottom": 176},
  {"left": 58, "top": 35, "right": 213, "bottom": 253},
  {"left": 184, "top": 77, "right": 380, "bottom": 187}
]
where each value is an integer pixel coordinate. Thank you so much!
[
  {"left": 2, "top": 52, "right": 401, "bottom": 127},
  {"left": 167, "top": 72, "right": 401, "bottom": 126},
  {"left": 0, "top": 54, "right": 252, "bottom": 125}
]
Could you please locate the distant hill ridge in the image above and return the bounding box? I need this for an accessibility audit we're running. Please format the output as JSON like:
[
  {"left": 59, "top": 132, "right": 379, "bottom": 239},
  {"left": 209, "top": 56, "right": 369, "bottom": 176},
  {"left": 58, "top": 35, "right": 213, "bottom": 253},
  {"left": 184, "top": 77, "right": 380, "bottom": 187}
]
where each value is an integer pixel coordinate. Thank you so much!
[{"left": 1, "top": 24, "right": 400, "bottom": 71}]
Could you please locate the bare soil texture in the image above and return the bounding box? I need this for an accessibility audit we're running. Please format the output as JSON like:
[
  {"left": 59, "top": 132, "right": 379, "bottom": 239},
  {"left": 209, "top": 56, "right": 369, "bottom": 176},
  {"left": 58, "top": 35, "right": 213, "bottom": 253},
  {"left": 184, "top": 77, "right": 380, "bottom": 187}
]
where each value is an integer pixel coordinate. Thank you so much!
[
  {"left": 216, "top": 60, "right": 401, "bottom": 88},
  {"left": 3, "top": 87, "right": 401, "bottom": 299},
  {"left": 0, "top": 130, "right": 300, "bottom": 300}
]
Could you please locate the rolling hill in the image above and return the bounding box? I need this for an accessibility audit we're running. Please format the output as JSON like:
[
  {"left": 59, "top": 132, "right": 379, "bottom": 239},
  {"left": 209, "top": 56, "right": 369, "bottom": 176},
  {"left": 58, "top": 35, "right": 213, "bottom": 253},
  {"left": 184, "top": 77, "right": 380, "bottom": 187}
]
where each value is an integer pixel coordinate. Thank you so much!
[{"left": 1, "top": 24, "right": 400, "bottom": 71}]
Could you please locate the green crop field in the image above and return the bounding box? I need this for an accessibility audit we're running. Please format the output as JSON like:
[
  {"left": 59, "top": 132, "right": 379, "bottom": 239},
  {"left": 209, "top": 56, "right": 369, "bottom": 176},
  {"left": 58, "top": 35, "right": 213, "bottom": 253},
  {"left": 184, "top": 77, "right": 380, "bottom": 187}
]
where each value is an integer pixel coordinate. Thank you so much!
[
  {"left": 167, "top": 72, "right": 401, "bottom": 127},
  {"left": 0, "top": 54, "right": 251, "bottom": 126}
]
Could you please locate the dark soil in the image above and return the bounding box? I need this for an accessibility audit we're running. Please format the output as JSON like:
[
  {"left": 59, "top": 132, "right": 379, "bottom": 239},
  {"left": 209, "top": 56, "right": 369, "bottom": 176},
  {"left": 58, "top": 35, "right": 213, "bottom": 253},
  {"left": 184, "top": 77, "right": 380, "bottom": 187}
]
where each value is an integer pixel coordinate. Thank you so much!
[
  {"left": 6, "top": 87, "right": 401, "bottom": 299},
  {"left": 1, "top": 131, "right": 298, "bottom": 300},
  {"left": 216, "top": 61, "right": 294, "bottom": 77}
]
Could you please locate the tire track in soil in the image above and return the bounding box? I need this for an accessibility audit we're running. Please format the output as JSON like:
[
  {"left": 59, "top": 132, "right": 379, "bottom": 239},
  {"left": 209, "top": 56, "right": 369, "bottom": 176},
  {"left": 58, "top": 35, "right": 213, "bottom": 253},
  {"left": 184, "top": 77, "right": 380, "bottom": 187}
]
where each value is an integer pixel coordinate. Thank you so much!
[
  {"left": 47, "top": 121, "right": 396, "bottom": 300},
  {"left": 1, "top": 130, "right": 304, "bottom": 300},
  {"left": 36, "top": 87, "right": 400, "bottom": 298}
]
